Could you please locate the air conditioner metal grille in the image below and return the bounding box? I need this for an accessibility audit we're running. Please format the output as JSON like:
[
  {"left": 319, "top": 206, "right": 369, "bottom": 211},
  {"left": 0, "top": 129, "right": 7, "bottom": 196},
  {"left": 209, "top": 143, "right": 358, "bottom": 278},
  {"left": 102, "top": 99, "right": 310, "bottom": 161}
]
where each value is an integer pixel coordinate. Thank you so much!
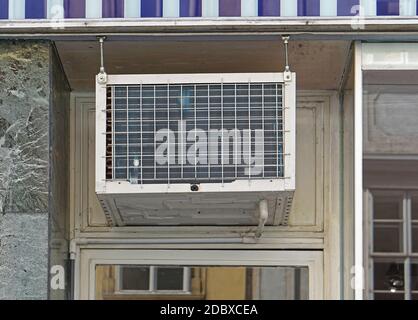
[
  {"left": 96, "top": 73, "right": 296, "bottom": 227},
  {"left": 106, "top": 82, "right": 284, "bottom": 185}
]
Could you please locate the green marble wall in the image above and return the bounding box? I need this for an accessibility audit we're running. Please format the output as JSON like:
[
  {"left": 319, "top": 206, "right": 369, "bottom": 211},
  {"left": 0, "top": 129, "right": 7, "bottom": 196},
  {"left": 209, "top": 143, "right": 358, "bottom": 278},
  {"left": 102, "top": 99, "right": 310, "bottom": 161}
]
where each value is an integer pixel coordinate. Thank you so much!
[
  {"left": 0, "top": 42, "right": 50, "bottom": 213},
  {"left": 0, "top": 41, "right": 71, "bottom": 300}
]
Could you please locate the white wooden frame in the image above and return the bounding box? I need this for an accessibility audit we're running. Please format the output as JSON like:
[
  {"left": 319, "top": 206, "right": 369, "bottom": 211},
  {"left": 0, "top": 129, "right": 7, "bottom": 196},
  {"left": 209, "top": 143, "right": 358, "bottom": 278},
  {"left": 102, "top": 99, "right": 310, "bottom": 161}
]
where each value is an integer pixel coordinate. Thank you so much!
[
  {"left": 95, "top": 73, "right": 296, "bottom": 195},
  {"left": 360, "top": 42, "right": 418, "bottom": 300},
  {"left": 73, "top": 92, "right": 329, "bottom": 237},
  {"left": 114, "top": 266, "right": 192, "bottom": 295},
  {"left": 354, "top": 41, "right": 364, "bottom": 300},
  {"left": 77, "top": 249, "right": 323, "bottom": 300},
  {"left": 364, "top": 189, "right": 418, "bottom": 300},
  {"left": 70, "top": 91, "right": 340, "bottom": 299}
]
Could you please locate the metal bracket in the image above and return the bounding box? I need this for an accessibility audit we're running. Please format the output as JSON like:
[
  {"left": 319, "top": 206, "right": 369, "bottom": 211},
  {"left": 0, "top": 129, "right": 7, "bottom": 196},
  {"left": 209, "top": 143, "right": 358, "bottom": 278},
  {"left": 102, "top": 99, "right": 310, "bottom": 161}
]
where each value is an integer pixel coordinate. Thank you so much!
[
  {"left": 69, "top": 239, "right": 77, "bottom": 260},
  {"left": 282, "top": 35, "right": 292, "bottom": 82},
  {"left": 255, "top": 199, "right": 269, "bottom": 239},
  {"left": 97, "top": 36, "right": 108, "bottom": 84}
]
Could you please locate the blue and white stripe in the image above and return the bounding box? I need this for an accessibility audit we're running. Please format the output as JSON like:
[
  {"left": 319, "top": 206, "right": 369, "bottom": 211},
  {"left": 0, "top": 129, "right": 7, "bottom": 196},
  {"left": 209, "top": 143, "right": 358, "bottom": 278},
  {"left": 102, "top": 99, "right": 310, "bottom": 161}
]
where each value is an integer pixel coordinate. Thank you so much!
[
  {"left": 1, "top": 0, "right": 417, "bottom": 20},
  {"left": 125, "top": 0, "right": 140, "bottom": 18},
  {"left": 202, "top": 0, "right": 218, "bottom": 17},
  {"left": 400, "top": 0, "right": 417, "bottom": 15}
]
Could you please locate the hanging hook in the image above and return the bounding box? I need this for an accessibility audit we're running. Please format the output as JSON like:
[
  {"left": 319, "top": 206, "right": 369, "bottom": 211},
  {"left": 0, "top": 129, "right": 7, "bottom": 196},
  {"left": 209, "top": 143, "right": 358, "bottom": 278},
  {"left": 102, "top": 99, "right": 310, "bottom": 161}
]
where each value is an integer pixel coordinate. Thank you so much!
[
  {"left": 282, "top": 35, "right": 292, "bottom": 82},
  {"left": 97, "top": 36, "right": 108, "bottom": 84}
]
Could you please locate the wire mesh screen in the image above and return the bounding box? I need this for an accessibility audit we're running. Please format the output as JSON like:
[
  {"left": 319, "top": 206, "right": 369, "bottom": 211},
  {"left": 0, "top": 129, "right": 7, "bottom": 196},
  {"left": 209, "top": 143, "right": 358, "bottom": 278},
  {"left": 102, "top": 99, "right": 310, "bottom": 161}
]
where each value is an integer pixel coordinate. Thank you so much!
[{"left": 105, "top": 82, "right": 284, "bottom": 184}]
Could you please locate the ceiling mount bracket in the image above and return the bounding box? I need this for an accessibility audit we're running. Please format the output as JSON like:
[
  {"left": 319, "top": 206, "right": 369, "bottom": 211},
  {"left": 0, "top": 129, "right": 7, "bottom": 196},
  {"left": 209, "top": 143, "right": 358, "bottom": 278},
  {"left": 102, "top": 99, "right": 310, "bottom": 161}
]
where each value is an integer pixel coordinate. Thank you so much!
[
  {"left": 97, "top": 36, "right": 107, "bottom": 84},
  {"left": 282, "top": 35, "right": 292, "bottom": 82}
]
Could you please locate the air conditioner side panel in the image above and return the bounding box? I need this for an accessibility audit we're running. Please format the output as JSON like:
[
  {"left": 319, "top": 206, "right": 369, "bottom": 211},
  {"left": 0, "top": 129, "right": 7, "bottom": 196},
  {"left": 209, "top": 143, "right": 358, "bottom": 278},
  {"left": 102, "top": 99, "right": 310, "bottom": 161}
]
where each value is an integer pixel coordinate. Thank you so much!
[
  {"left": 284, "top": 73, "right": 296, "bottom": 191},
  {"left": 95, "top": 76, "right": 107, "bottom": 194}
]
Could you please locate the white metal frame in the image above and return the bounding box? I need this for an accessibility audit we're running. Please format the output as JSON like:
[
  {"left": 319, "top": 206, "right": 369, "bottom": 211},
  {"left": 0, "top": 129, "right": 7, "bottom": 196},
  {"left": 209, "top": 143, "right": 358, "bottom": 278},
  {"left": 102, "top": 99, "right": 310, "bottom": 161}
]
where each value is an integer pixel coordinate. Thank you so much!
[
  {"left": 77, "top": 249, "right": 323, "bottom": 300},
  {"left": 96, "top": 72, "right": 296, "bottom": 195}
]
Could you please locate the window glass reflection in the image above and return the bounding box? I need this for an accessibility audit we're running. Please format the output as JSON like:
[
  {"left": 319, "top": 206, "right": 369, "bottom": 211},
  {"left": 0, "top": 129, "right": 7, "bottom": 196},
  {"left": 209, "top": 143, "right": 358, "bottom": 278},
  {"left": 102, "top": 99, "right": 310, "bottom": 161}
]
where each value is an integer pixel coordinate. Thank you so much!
[{"left": 95, "top": 265, "right": 309, "bottom": 300}]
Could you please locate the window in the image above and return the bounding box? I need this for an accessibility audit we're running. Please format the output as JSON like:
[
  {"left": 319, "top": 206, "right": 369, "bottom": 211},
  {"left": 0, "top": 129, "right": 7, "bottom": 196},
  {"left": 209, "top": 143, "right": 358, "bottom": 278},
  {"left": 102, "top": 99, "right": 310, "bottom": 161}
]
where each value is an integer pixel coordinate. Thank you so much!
[
  {"left": 116, "top": 266, "right": 191, "bottom": 295},
  {"left": 368, "top": 190, "right": 418, "bottom": 300},
  {"left": 362, "top": 46, "right": 418, "bottom": 300},
  {"left": 79, "top": 250, "right": 323, "bottom": 299},
  {"left": 97, "top": 265, "right": 309, "bottom": 300}
]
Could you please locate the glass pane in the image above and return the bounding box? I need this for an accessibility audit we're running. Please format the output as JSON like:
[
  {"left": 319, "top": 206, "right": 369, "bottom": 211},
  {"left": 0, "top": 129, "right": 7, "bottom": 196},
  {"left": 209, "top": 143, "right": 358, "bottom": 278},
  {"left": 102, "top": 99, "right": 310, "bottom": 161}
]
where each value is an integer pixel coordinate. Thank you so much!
[
  {"left": 255, "top": 266, "right": 309, "bottom": 300},
  {"left": 412, "top": 263, "right": 418, "bottom": 291},
  {"left": 373, "top": 261, "right": 405, "bottom": 292},
  {"left": 120, "top": 266, "right": 150, "bottom": 291},
  {"left": 412, "top": 195, "right": 418, "bottom": 220},
  {"left": 373, "top": 222, "right": 403, "bottom": 253},
  {"left": 373, "top": 192, "right": 403, "bottom": 220},
  {"left": 156, "top": 267, "right": 184, "bottom": 291},
  {"left": 412, "top": 294, "right": 418, "bottom": 300},
  {"left": 363, "top": 70, "right": 418, "bottom": 158},
  {"left": 363, "top": 83, "right": 418, "bottom": 140},
  {"left": 413, "top": 223, "right": 418, "bottom": 253},
  {"left": 95, "top": 265, "right": 309, "bottom": 300}
]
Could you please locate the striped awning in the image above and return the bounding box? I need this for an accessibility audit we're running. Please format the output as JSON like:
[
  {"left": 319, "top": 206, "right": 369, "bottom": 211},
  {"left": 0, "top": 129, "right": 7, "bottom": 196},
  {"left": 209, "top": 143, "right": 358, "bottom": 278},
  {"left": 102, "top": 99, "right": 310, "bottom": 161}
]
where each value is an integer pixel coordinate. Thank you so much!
[{"left": 0, "top": 0, "right": 416, "bottom": 20}]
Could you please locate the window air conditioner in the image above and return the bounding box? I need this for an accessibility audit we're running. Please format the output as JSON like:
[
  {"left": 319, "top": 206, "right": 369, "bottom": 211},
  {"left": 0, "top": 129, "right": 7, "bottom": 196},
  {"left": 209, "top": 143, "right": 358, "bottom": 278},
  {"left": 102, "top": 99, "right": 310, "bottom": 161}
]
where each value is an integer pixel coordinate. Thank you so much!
[{"left": 96, "top": 73, "right": 296, "bottom": 227}]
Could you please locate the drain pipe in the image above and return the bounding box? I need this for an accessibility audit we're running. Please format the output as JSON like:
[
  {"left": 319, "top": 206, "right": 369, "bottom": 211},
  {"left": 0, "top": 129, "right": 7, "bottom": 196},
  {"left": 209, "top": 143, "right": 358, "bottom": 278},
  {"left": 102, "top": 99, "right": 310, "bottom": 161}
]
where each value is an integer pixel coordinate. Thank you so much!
[{"left": 255, "top": 200, "right": 269, "bottom": 239}]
